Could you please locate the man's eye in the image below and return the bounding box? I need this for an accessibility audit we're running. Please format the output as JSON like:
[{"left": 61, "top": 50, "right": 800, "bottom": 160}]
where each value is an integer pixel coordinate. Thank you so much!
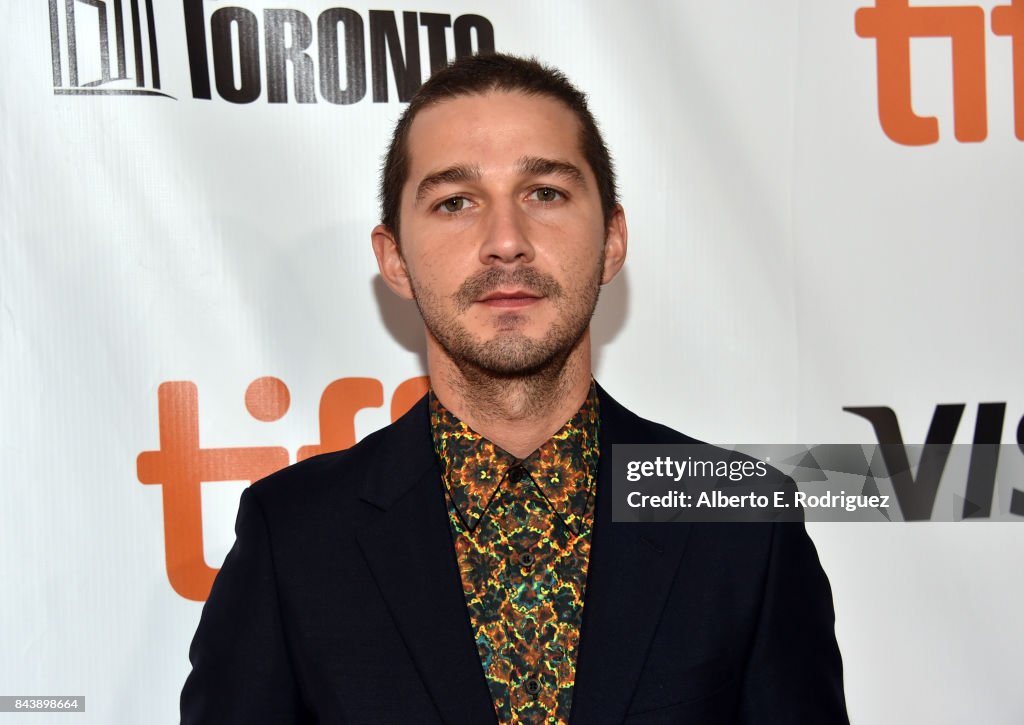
[
  {"left": 439, "top": 197, "right": 467, "bottom": 213},
  {"left": 531, "top": 188, "right": 563, "bottom": 203}
]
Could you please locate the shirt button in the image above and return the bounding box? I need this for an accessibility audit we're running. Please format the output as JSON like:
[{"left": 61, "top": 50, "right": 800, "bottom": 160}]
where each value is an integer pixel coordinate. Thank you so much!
[
  {"left": 519, "top": 551, "right": 536, "bottom": 568},
  {"left": 508, "top": 465, "right": 529, "bottom": 482},
  {"left": 525, "top": 677, "right": 541, "bottom": 696}
]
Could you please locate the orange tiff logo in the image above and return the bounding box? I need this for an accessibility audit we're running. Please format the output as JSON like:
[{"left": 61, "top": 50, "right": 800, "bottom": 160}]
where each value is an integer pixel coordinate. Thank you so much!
[
  {"left": 137, "top": 375, "right": 428, "bottom": 601},
  {"left": 855, "top": 0, "right": 1024, "bottom": 143}
]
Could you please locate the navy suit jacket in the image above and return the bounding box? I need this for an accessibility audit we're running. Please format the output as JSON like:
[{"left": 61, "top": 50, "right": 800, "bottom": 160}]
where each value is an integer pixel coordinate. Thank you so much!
[{"left": 181, "top": 386, "right": 849, "bottom": 724}]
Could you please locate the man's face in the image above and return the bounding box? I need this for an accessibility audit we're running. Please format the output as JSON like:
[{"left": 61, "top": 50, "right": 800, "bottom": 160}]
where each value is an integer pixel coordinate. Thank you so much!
[{"left": 373, "top": 90, "right": 626, "bottom": 377}]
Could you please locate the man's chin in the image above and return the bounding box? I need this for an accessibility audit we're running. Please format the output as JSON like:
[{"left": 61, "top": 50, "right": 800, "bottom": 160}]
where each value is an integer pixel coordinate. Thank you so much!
[
  {"left": 453, "top": 334, "right": 582, "bottom": 379},
  {"left": 423, "top": 312, "right": 588, "bottom": 379}
]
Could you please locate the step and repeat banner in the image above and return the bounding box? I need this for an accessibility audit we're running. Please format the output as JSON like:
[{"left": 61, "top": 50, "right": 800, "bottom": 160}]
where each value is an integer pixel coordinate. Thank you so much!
[{"left": 2, "top": 0, "right": 1022, "bottom": 722}]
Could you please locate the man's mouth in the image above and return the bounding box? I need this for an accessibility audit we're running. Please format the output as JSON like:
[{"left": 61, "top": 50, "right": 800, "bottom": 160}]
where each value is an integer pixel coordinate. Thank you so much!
[
  {"left": 454, "top": 268, "right": 561, "bottom": 313},
  {"left": 476, "top": 289, "right": 544, "bottom": 308}
]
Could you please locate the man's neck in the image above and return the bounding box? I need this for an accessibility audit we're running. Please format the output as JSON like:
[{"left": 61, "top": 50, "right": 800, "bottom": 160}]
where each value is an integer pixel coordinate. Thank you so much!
[{"left": 427, "top": 331, "right": 594, "bottom": 459}]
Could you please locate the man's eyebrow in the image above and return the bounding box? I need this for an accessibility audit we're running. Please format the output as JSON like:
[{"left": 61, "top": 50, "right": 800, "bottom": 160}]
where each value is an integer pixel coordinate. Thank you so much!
[
  {"left": 414, "top": 164, "right": 482, "bottom": 204},
  {"left": 516, "top": 156, "right": 587, "bottom": 187}
]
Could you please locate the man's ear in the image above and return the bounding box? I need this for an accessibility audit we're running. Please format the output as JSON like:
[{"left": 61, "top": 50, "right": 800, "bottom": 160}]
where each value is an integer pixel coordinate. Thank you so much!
[
  {"left": 371, "top": 224, "right": 415, "bottom": 300},
  {"left": 601, "top": 204, "right": 628, "bottom": 285}
]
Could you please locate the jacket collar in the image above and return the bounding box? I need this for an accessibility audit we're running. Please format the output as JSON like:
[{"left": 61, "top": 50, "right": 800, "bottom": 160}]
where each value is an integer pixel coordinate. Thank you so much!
[{"left": 428, "top": 383, "right": 600, "bottom": 536}]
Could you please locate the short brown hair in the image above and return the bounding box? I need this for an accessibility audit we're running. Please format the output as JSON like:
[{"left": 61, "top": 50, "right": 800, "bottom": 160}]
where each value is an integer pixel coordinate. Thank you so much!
[{"left": 379, "top": 53, "right": 618, "bottom": 236}]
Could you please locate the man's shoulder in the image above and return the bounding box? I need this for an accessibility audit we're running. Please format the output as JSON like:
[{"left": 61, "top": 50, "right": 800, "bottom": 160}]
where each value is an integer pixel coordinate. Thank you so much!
[
  {"left": 597, "top": 383, "right": 703, "bottom": 446},
  {"left": 244, "top": 394, "right": 433, "bottom": 517},
  {"left": 599, "top": 384, "right": 793, "bottom": 491}
]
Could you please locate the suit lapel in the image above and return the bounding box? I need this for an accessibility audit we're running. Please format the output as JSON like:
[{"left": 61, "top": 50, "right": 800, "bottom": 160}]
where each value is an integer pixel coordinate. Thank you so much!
[
  {"left": 354, "top": 398, "right": 496, "bottom": 725},
  {"left": 570, "top": 388, "right": 694, "bottom": 724}
]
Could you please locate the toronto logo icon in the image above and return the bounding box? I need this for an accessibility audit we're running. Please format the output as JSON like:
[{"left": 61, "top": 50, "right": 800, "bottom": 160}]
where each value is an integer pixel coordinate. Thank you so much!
[{"left": 49, "top": 0, "right": 171, "bottom": 97}]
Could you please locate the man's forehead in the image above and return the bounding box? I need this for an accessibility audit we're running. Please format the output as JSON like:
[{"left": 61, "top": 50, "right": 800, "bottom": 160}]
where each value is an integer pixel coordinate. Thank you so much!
[{"left": 403, "top": 90, "right": 589, "bottom": 184}]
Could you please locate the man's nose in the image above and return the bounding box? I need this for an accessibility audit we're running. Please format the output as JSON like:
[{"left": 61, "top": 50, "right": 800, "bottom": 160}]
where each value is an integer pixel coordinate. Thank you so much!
[{"left": 478, "top": 201, "right": 535, "bottom": 265}]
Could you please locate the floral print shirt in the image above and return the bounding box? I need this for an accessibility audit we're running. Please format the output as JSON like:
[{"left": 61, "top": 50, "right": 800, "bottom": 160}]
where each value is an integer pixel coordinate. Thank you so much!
[{"left": 430, "top": 385, "right": 599, "bottom": 724}]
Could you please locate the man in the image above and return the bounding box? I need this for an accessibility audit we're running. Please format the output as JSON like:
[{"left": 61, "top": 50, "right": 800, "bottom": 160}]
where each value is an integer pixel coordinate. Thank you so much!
[{"left": 181, "top": 54, "right": 848, "bottom": 724}]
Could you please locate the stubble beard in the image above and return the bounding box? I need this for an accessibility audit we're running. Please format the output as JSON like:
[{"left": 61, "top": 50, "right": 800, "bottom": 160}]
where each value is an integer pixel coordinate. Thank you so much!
[{"left": 408, "top": 257, "right": 604, "bottom": 392}]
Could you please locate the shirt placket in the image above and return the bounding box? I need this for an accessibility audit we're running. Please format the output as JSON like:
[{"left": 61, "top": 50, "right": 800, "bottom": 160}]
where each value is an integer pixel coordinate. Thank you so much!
[{"left": 495, "top": 464, "right": 565, "bottom": 723}]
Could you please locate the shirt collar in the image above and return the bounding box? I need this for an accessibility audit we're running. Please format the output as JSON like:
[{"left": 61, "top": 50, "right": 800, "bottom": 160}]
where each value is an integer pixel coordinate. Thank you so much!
[{"left": 430, "top": 382, "right": 600, "bottom": 535}]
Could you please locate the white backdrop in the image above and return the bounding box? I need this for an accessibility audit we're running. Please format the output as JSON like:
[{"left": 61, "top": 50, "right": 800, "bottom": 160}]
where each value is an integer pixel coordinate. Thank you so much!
[{"left": 2, "top": 0, "right": 1022, "bottom": 722}]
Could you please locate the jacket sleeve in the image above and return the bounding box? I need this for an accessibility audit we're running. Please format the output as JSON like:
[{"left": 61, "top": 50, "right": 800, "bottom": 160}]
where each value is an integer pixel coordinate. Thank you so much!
[
  {"left": 180, "top": 487, "right": 310, "bottom": 724},
  {"left": 736, "top": 522, "right": 850, "bottom": 724}
]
